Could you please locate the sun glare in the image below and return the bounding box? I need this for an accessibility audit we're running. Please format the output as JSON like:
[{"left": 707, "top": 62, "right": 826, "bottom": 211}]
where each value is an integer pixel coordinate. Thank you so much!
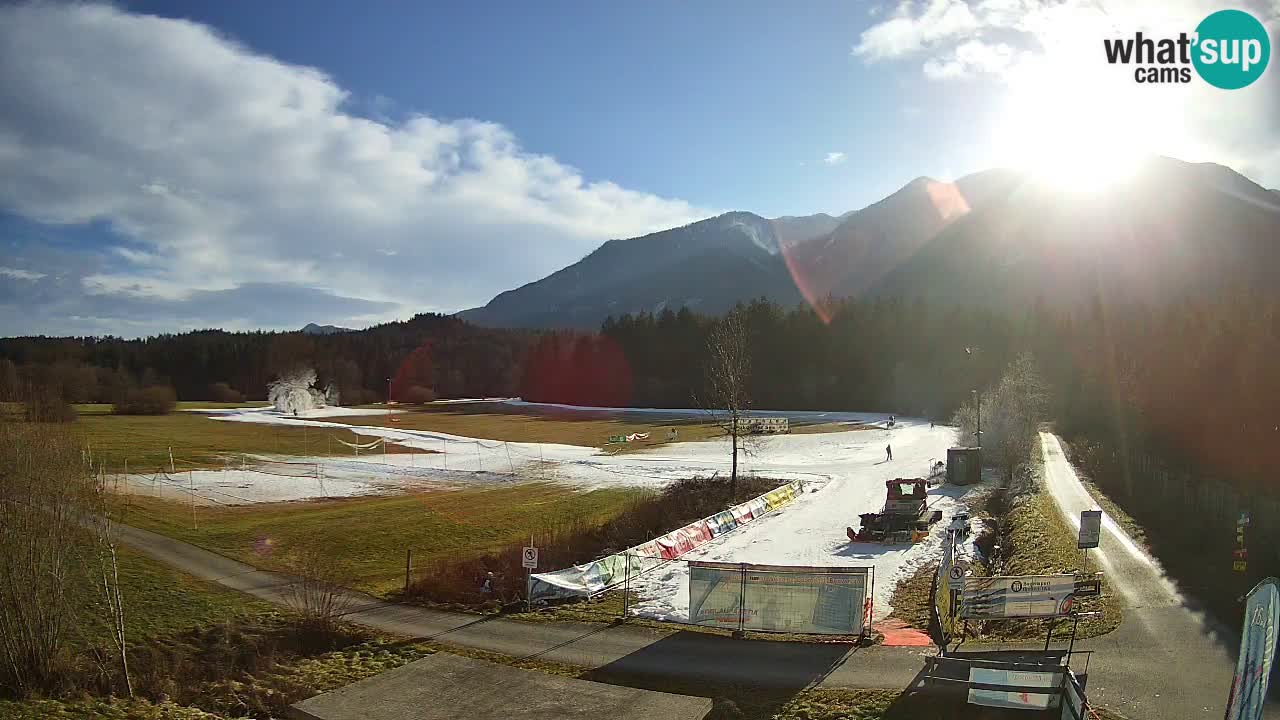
[{"left": 991, "top": 54, "right": 1185, "bottom": 192}]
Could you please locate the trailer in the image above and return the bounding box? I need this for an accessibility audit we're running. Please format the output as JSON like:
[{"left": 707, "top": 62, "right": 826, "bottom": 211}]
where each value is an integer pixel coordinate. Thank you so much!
[{"left": 847, "top": 478, "right": 943, "bottom": 543}]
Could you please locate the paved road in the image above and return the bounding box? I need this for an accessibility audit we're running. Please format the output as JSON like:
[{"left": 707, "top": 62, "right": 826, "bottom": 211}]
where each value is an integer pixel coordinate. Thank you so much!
[
  {"left": 113, "top": 436, "right": 1274, "bottom": 719},
  {"left": 1039, "top": 432, "right": 1276, "bottom": 720}
]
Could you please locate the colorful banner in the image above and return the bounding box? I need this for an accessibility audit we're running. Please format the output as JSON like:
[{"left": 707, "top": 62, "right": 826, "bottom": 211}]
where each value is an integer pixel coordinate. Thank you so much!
[
  {"left": 960, "top": 575, "right": 1076, "bottom": 619},
  {"left": 689, "top": 561, "right": 870, "bottom": 635},
  {"left": 1225, "top": 577, "right": 1279, "bottom": 720},
  {"left": 529, "top": 480, "right": 803, "bottom": 603}
]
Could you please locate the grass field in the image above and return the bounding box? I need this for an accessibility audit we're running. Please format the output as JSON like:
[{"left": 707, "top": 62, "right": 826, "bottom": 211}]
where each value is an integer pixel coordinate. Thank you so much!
[
  {"left": 116, "top": 483, "right": 647, "bottom": 595},
  {"left": 344, "top": 402, "right": 852, "bottom": 451}
]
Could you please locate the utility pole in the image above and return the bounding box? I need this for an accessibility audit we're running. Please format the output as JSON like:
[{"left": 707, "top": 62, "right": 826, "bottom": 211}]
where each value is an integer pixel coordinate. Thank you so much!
[{"left": 386, "top": 376, "right": 393, "bottom": 404}]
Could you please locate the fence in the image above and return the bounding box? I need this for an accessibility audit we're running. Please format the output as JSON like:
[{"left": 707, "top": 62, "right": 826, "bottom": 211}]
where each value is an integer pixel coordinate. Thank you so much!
[{"left": 686, "top": 561, "right": 873, "bottom": 636}]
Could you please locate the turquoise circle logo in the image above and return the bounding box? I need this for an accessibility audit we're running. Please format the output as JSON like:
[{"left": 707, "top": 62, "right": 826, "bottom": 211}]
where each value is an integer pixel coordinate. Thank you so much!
[{"left": 1192, "top": 9, "right": 1270, "bottom": 89}]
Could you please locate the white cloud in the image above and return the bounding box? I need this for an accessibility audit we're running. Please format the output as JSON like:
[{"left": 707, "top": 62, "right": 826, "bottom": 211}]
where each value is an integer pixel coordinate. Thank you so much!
[
  {"left": 854, "top": 0, "right": 980, "bottom": 60},
  {"left": 823, "top": 152, "right": 848, "bottom": 166},
  {"left": 0, "top": 267, "right": 45, "bottom": 281},
  {"left": 0, "top": 3, "right": 711, "bottom": 335},
  {"left": 923, "top": 40, "right": 1019, "bottom": 79}
]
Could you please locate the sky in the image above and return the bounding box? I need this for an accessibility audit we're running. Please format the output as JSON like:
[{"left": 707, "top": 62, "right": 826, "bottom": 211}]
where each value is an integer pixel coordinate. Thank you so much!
[{"left": 0, "top": 0, "right": 1277, "bottom": 337}]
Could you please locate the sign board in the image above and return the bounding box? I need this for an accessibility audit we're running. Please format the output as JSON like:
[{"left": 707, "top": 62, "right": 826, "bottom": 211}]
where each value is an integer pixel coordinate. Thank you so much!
[
  {"left": 521, "top": 547, "right": 539, "bottom": 569},
  {"left": 1073, "top": 578, "right": 1102, "bottom": 598},
  {"left": 961, "top": 575, "right": 1076, "bottom": 619},
  {"left": 1078, "top": 510, "right": 1102, "bottom": 549},
  {"left": 1225, "top": 577, "right": 1279, "bottom": 720},
  {"left": 689, "top": 562, "right": 870, "bottom": 635},
  {"left": 967, "top": 667, "right": 1061, "bottom": 710}
]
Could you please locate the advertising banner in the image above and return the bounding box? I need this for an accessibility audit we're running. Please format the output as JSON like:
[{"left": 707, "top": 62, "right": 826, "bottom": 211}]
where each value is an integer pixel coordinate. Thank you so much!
[
  {"left": 1225, "top": 577, "right": 1280, "bottom": 720},
  {"left": 967, "top": 668, "right": 1061, "bottom": 710},
  {"left": 960, "top": 575, "right": 1076, "bottom": 619},
  {"left": 689, "top": 562, "right": 871, "bottom": 635}
]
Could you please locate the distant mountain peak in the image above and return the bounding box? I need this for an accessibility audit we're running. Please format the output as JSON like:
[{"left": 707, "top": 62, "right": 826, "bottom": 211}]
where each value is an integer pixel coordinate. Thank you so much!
[{"left": 301, "top": 322, "right": 351, "bottom": 335}]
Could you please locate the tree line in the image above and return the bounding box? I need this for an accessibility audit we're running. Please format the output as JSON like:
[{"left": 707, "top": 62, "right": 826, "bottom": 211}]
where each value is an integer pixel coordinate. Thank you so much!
[{"left": 3, "top": 293, "right": 1276, "bottom": 499}]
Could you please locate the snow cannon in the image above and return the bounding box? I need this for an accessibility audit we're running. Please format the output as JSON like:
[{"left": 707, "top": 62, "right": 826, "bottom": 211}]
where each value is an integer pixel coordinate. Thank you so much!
[{"left": 847, "top": 478, "right": 943, "bottom": 544}]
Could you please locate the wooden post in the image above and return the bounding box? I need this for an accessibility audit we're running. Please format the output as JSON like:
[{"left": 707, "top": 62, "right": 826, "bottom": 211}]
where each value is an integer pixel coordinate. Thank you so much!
[
  {"left": 405, "top": 548, "right": 413, "bottom": 592},
  {"left": 442, "top": 438, "right": 448, "bottom": 471},
  {"left": 168, "top": 446, "right": 175, "bottom": 474}
]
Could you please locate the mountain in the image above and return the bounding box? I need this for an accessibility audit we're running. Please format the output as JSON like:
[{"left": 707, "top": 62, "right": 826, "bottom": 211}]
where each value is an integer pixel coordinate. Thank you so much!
[
  {"left": 779, "top": 170, "right": 1017, "bottom": 317},
  {"left": 300, "top": 323, "right": 352, "bottom": 335},
  {"left": 869, "top": 157, "right": 1280, "bottom": 308},
  {"left": 461, "top": 156, "right": 1280, "bottom": 330},
  {"left": 459, "top": 212, "right": 826, "bottom": 329}
]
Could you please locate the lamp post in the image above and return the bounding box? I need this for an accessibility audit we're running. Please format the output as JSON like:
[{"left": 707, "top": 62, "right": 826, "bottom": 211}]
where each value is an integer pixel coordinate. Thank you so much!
[
  {"left": 966, "top": 347, "right": 982, "bottom": 470},
  {"left": 386, "top": 376, "right": 393, "bottom": 405}
]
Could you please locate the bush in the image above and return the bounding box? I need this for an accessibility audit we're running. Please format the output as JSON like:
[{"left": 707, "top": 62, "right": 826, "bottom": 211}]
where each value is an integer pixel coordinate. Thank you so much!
[
  {"left": 114, "top": 386, "right": 177, "bottom": 415},
  {"left": 207, "top": 382, "right": 244, "bottom": 403},
  {"left": 400, "top": 385, "right": 437, "bottom": 404},
  {"left": 22, "top": 387, "right": 77, "bottom": 423}
]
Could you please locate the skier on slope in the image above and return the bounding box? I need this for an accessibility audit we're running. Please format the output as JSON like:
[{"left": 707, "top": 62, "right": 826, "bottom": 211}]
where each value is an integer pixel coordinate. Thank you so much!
[{"left": 885, "top": 444, "right": 893, "bottom": 462}]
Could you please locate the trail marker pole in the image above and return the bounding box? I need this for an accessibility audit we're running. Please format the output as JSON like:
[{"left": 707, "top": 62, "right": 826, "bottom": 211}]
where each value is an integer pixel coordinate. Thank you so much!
[
  {"left": 476, "top": 443, "right": 482, "bottom": 472},
  {"left": 443, "top": 439, "right": 448, "bottom": 471}
]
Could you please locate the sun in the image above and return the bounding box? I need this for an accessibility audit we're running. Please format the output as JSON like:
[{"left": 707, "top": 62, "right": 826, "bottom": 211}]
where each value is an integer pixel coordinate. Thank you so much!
[{"left": 989, "top": 54, "right": 1185, "bottom": 192}]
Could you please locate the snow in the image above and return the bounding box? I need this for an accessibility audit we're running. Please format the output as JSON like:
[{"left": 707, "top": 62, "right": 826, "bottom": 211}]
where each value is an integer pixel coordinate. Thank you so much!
[
  {"left": 132, "top": 405, "right": 980, "bottom": 617},
  {"left": 624, "top": 422, "right": 983, "bottom": 620}
]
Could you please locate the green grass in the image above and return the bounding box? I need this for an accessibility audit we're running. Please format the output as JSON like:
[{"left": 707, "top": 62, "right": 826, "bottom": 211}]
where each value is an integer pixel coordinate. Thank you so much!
[
  {"left": 116, "top": 483, "right": 646, "bottom": 595},
  {"left": 61, "top": 543, "right": 272, "bottom": 653}
]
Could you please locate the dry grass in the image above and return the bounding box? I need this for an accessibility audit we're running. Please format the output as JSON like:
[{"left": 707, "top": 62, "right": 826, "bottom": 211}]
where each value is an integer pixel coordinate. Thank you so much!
[{"left": 114, "top": 483, "right": 645, "bottom": 596}]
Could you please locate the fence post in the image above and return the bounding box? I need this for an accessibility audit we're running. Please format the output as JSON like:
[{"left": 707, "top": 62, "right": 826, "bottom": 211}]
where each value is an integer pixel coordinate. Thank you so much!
[
  {"left": 737, "top": 563, "right": 747, "bottom": 635},
  {"left": 622, "top": 553, "right": 631, "bottom": 620},
  {"left": 505, "top": 442, "right": 514, "bottom": 475},
  {"left": 404, "top": 548, "right": 413, "bottom": 592}
]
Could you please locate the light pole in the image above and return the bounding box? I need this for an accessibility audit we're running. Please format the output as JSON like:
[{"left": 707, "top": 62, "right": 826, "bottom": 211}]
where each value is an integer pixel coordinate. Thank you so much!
[
  {"left": 966, "top": 347, "right": 982, "bottom": 469},
  {"left": 386, "top": 376, "right": 393, "bottom": 405}
]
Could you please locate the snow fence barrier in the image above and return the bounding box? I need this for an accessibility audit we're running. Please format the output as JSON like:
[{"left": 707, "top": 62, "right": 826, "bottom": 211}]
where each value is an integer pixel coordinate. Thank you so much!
[{"left": 528, "top": 479, "right": 804, "bottom": 603}]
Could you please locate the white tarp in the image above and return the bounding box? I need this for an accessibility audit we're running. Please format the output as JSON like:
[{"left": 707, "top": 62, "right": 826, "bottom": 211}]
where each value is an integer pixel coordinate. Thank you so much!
[
  {"left": 967, "top": 668, "right": 1062, "bottom": 710},
  {"left": 960, "top": 575, "right": 1076, "bottom": 619},
  {"left": 689, "top": 562, "right": 870, "bottom": 635}
]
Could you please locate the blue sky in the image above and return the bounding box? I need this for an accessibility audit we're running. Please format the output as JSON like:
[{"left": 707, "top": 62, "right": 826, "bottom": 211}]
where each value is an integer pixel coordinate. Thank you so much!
[{"left": 0, "top": 1, "right": 1276, "bottom": 336}]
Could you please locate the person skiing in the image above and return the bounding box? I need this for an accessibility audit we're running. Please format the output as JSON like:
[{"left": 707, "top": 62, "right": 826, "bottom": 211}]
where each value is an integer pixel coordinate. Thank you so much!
[{"left": 885, "top": 444, "right": 893, "bottom": 461}]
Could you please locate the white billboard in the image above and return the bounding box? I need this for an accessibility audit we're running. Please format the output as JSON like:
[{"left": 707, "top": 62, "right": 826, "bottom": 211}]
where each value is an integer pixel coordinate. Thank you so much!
[
  {"left": 689, "top": 562, "right": 870, "bottom": 635},
  {"left": 967, "top": 668, "right": 1062, "bottom": 710},
  {"left": 960, "top": 575, "right": 1076, "bottom": 619}
]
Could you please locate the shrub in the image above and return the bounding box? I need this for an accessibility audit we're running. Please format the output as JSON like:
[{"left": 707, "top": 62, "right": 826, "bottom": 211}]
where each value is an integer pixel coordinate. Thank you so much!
[
  {"left": 22, "top": 387, "right": 77, "bottom": 423},
  {"left": 401, "top": 385, "right": 437, "bottom": 404},
  {"left": 114, "top": 386, "right": 177, "bottom": 415},
  {"left": 207, "top": 382, "right": 244, "bottom": 403}
]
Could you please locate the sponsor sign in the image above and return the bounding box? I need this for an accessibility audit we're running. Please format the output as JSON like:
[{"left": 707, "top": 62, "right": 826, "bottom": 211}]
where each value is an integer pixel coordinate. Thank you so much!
[
  {"left": 1225, "top": 578, "right": 1280, "bottom": 720},
  {"left": 1061, "top": 671, "right": 1087, "bottom": 720},
  {"left": 1073, "top": 578, "right": 1102, "bottom": 598},
  {"left": 967, "top": 668, "right": 1061, "bottom": 710},
  {"left": 689, "top": 562, "right": 870, "bottom": 635},
  {"left": 961, "top": 575, "right": 1076, "bottom": 619},
  {"left": 1078, "top": 510, "right": 1102, "bottom": 549},
  {"left": 521, "top": 547, "right": 538, "bottom": 569}
]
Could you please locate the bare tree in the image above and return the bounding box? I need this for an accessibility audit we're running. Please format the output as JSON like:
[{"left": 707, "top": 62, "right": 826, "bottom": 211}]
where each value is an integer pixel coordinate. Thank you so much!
[
  {"left": 704, "top": 309, "right": 753, "bottom": 496},
  {"left": 0, "top": 422, "right": 93, "bottom": 696},
  {"left": 284, "top": 545, "right": 356, "bottom": 639},
  {"left": 91, "top": 465, "right": 132, "bottom": 697},
  {"left": 953, "top": 352, "right": 1047, "bottom": 485}
]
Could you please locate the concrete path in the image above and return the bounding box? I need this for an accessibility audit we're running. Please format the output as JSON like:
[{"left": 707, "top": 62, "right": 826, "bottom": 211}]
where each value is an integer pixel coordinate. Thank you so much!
[
  {"left": 1039, "top": 432, "right": 1276, "bottom": 720},
  {"left": 113, "top": 435, "right": 1275, "bottom": 719}
]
